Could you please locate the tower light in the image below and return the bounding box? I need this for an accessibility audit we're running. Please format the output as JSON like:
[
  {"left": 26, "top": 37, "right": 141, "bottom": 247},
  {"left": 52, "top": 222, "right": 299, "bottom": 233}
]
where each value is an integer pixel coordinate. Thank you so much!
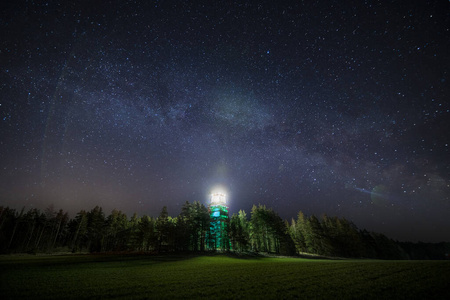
[{"left": 210, "top": 192, "right": 226, "bottom": 205}]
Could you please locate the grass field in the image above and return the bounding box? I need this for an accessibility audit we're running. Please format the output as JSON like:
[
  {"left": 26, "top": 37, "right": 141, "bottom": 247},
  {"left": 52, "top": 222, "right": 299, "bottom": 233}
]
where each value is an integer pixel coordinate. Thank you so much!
[{"left": 1, "top": 254, "right": 449, "bottom": 299}]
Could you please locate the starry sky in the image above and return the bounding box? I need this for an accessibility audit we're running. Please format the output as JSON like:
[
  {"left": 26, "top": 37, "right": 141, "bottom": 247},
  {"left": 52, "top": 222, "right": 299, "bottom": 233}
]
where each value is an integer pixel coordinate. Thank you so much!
[{"left": 1, "top": 0, "right": 449, "bottom": 242}]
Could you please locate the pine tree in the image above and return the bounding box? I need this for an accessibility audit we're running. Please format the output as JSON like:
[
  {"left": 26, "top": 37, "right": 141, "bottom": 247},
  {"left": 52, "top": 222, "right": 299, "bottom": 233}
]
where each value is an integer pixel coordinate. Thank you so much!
[{"left": 156, "top": 206, "right": 170, "bottom": 252}]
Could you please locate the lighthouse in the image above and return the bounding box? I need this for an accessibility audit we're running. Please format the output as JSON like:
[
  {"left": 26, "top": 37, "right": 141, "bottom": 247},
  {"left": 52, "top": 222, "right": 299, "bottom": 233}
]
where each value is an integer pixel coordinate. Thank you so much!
[{"left": 206, "top": 190, "right": 231, "bottom": 250}]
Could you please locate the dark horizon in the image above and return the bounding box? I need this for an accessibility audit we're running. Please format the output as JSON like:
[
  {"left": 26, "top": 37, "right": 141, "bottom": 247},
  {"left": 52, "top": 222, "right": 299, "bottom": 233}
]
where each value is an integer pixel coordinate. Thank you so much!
[{"left": 1, "top": 1, "right": 449, "bottom": 243}]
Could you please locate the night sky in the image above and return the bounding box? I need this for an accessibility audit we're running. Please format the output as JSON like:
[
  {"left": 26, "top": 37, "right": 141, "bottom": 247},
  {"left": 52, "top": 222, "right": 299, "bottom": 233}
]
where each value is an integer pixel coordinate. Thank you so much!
[{"left": 1, "top": 1, "right": 449, "bottom": 242}]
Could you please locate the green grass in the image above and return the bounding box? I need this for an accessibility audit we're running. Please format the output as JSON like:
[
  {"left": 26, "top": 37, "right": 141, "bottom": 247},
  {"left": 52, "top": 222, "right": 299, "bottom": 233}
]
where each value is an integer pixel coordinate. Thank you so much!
[{"left": 1, "top": 254, "right": 449, "bottom": 299}]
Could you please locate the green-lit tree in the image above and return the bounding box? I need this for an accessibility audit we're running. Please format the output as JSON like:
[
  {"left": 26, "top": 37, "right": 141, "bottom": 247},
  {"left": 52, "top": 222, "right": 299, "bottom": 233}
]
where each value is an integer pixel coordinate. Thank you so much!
[
  {"left": 51, "top": 209, "right": 69, "bottom": 250},
  {"left": 304, "top": 215, "right": 325, "bottom": 254},
  {"left": 156, "top": 206, "right": 170, "bottom": 252},
  {"left": 104, "top": 209, "right": 129, "bottom": 251},
  {"left": 250, "top": 205, "right": 294, "bottom": 255},
  {"left": 137, "top": 215, "right": 157, "bottom": 251},
  {"left": 237, "top": 210, "right": 250, "bottom": 251},
  {"left": 193, "top": 201, "right": 210, "bottom": 251},
  {"left": 69, "top": 210, "right": 88, "bottom": 252},
  {"left": 176, "top": 201, "right": 192, "bottom": 251},
  {"left": 289, "top": 211, "right": 307, "bottom": 254},
  {"left": 86, "top": 206, "right": 106, "bottom": 253}
]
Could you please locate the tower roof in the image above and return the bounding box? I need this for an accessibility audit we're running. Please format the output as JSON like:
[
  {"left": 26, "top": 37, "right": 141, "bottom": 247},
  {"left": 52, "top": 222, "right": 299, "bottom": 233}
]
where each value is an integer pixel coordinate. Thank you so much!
[{"left": 210, "top": 192, "right": 226, "bottom": 206}]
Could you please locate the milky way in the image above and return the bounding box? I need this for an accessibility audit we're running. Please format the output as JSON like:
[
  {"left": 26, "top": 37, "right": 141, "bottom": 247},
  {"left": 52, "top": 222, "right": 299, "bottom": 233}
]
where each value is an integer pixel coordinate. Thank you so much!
[{"left": 1, "top": 0, "right": 449, "bottom": 242}]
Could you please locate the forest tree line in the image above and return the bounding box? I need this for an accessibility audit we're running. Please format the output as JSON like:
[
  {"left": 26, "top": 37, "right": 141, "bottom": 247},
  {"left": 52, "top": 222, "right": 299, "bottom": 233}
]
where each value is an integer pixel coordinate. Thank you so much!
[{"left": 0, "top": 203, "right": 448, "bottom": 259}]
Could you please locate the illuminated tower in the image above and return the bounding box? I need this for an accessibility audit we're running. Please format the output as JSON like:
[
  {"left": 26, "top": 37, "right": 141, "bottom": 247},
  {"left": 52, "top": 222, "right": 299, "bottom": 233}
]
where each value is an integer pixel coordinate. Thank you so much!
[{"left": 206, "top": 191, "right": 231, "bottom": 251}]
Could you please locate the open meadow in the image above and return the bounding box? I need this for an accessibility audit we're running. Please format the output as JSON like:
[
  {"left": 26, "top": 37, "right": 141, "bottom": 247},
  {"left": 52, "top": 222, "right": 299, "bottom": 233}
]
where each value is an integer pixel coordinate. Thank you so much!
[{"left": 1, "top": 254, "right": 449, "bottom": 299}]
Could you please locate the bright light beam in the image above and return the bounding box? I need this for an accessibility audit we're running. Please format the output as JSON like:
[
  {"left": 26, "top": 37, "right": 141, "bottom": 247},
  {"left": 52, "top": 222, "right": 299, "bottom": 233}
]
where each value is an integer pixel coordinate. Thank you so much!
[{"left": 210, "top": 186, "right": 227, "bottom": 205}]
